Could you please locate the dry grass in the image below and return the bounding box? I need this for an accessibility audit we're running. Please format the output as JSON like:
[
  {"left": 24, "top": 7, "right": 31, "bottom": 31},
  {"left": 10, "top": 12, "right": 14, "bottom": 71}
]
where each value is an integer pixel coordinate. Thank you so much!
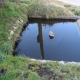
[{"left": 27, "top": 0, "right": 74, "bottom": 18}]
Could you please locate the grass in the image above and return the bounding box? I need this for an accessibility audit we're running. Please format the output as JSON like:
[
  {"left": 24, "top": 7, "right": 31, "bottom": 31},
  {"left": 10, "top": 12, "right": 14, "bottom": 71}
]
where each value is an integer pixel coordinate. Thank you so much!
[
  {"left": 27, "top": 0, "right": 74, "bottom": 18},
  {"left": 1, "top": 55, "right": 80, "bottom": 80},
  {"left": 0, "top": 55, "right": 40, "bottom": 80},
  {"left": 0, "top": 0, "right": 28, "bottom": 54},
  {"left": 0, "top": 0, "right": 80, "bottom": 80},
  {"left": 64, "top": 4, "right": 80, "bottom": 16}
]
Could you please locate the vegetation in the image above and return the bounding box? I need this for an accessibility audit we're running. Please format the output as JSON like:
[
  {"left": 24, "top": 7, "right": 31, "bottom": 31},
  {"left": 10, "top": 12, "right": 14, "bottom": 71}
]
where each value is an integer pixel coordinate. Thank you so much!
[
  {"left": 0, "top": 55, "right": 80, "bottom": 80},
  {"left": 1, "top": 55, "right": 80, "bottom": 80},
  {"left": 0, "top": 0, "right": 80, "bottom": 80},
  {"left": 27, "top": 0, "right": 74, "bottom": 18},
  {"left": 64, "top": 4, "right": 80, "bottom": 16}
]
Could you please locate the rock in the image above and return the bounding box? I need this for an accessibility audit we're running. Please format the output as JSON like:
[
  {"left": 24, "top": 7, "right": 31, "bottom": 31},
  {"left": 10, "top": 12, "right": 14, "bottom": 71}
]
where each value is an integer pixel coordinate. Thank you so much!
[
  {"left": 16, "top": 19, "right": 23, "bottom": 23},
  {"left": 19, "top": 19, "right": 23, "bottom": 23},
  {"left": 10, "top": 31, "right": 14, "bottom": 35},
  {"left": 38, "top": 60, "right": 47, "bottom": 63},
  {"left": 59, "top": 61, "right": 64, "bottom": 64},
  {"left": 16, "top": 20, "right": 20, "bottom": 23},
  {"left": 13, "top": 26, "right": 18, "bottom": 30},
  {"left": 49, "top": 31, "right": 54, "bottom": 39},
  {"left": 41, "top": 24, "right": 45, "bottom": 26},
  {"left": 67, "top": 62, "right": 76, "bottom": 65}
]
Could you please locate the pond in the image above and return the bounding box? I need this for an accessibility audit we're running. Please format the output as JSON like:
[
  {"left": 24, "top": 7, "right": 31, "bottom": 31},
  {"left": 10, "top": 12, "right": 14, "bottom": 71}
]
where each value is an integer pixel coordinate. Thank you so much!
[{"left": 14, "top": 18, "right": 80, "bottom": 62}]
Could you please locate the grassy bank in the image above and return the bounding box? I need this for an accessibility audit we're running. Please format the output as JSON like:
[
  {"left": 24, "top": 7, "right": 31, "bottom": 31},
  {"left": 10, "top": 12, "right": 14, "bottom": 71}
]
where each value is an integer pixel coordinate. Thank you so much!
[
  {"left": 1, "top": 55, "right": 80, "bottom": 80},
  {"left": 0, "top": 0, "right": 80, "bottom": 80}
]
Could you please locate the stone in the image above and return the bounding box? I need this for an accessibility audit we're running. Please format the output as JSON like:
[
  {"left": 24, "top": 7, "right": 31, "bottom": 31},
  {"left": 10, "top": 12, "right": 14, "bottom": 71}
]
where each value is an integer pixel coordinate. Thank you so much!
[
  {"left": 49, "top": 31, "right": 54, "bottom": 39},
  {"left": 59, "top": 61, "right": 64, "bottom": 64},
  {"left": 10, "top": 31, "right": 14, "bottom": 35},
  {"left": 19, "top": 19, "right": 23, "bottom": 23},
  {"left": 41, "top": 24, "right": 45, "bottom": 26},
  {"left": 13, "top": 26, "right": 18, "bottom": 30},
  {"left": 16, "top": 19, "right": 23, "bottom": 23}
]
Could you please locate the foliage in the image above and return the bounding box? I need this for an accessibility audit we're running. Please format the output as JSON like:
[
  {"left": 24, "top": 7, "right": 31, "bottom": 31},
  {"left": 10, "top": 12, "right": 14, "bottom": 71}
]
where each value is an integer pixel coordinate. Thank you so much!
[{"left": 74, "top": 9, "right": 80, "bottom": 16}]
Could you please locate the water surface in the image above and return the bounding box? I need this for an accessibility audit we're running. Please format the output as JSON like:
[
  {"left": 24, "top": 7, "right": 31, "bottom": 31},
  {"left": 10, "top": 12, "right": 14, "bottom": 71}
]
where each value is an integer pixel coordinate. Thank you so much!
[{"left": 15, "top": 19, "right": 80, "bottom": 62}]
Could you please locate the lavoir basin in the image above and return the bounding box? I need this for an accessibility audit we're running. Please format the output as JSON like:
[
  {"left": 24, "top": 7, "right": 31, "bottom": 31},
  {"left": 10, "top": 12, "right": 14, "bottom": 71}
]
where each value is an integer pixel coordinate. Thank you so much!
[{"left": 15, "top": 18, "right": 80, "bottom": 62}]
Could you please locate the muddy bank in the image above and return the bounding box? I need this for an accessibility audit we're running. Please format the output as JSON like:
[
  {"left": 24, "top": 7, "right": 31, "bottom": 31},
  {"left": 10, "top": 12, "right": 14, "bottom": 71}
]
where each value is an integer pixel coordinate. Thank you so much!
[{"left": 13, "top": 22, "right": 28, "bottom": 55}]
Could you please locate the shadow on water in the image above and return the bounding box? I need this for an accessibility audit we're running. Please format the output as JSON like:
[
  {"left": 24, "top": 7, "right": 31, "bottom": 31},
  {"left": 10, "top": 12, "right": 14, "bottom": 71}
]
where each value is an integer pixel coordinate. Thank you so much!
[{"left": 14, "top": 18, "right": 80, "bottom": 62}]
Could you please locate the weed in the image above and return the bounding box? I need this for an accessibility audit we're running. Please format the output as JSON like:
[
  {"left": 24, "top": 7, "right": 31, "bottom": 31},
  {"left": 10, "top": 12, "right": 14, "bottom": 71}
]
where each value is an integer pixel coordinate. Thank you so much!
[
  {"left": 74, "top": 9, "right": 80, "bottom": 16},
  {"left": 27, "top": 72, "right": 40, "bottom": 80}
]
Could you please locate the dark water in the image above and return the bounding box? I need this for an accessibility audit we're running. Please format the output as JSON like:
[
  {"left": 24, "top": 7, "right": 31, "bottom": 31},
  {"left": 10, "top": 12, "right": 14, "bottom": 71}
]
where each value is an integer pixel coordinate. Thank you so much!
[{"left": 15, "top": 18, "right": 80, "bottom": 62}]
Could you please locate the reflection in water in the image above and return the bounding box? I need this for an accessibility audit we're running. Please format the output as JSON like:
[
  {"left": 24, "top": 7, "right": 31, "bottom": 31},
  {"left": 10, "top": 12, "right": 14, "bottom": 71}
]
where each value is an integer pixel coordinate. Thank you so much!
[
  {"left": 15, "top": 19, "right": 80, "bottom": 62},
  {"left": 37, "top": 23, "right": 44, "bottom": 59}
]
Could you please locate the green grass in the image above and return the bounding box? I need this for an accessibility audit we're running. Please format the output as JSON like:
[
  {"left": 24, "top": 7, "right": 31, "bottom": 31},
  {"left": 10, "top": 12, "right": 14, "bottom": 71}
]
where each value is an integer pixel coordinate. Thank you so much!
[
  {"left": 0, "top": 0, "right": 80, "bottom": 80},
  {"left": 0, "top": 1, "right": 28, "bottom": 54},
  {"left": 1, "top": 55, "right": 80, "bottom": 80},
  {"left": 0, "top": 55, "right": 40, "bottom": 80}
]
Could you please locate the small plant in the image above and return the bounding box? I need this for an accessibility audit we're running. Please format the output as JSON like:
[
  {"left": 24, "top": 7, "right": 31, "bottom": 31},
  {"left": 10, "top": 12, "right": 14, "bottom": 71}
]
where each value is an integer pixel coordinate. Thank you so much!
[
  {"left": 0, "top": 42, "right": 12, "bottom": 54},
  {"left": 0, "top": 52, "right": 6, "bottom": 63},
  {"left": 74, "top": 9, "right": 80, "bottom": 16},
  {"left": 64, "top": 4, "right": 71, "bottom": 7},
  {"left": 27, "top": 72, "right": 40, "bottom": 80}
]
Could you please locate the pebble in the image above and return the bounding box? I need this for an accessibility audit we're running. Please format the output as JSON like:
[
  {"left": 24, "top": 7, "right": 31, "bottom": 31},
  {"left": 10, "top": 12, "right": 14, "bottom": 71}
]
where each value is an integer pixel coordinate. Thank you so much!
[{"left": 10, "top": 31, "right": 14, "bottom": 35}]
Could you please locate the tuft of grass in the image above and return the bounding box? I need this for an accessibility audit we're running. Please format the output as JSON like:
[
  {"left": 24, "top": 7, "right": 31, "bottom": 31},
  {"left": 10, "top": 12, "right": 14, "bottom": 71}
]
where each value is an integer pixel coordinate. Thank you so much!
[
  {"left": 44, "top": 62, "right": 80, "bottom": 79},
  {"left": 0, "top": 52, "right": 7, "bottom": 64},
  {"left": 27, "top": 72, "right": 40, "bottom": 80},
  {"left": 64, "top": 4, "right": 80, "bottom": 16},
  {"left": 0, "top": 55, "right": 41, "bottom": 80},
  {"left": 0, "top": 42, "right": 12, "bottom": 54},
  {"left": 74, "top": 9, "right": 80, "bottom": 16}
]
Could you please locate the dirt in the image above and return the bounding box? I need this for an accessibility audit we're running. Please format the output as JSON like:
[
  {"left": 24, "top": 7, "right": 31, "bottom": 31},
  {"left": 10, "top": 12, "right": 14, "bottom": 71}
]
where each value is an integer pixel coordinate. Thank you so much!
[
  {"left": 13, "top": 23, "right": 28, "bottom": 56},
  {"left": 28, "top": 64, "right": 63, "bottom": 80},
  {"left": 37, "top": 68, "right": 53, "bottom": 80},
  {"left": 22, "top": 74, "right": 28, "bottom": 79},
  {"left": 0, "top": 68, "right": 7, "bottom": 77}
]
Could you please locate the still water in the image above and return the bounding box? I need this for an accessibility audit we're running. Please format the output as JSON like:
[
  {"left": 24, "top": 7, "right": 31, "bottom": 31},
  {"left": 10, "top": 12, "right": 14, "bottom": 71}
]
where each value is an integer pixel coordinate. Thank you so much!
[{"left": 15, "top": 19, "right": 80, "bottom": 62}]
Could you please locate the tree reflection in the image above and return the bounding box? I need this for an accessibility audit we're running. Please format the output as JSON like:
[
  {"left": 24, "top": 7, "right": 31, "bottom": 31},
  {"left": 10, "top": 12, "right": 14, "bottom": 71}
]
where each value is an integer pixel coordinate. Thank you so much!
[{"left": 37, "top": 23, "right": 44, "bottom": 59}]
